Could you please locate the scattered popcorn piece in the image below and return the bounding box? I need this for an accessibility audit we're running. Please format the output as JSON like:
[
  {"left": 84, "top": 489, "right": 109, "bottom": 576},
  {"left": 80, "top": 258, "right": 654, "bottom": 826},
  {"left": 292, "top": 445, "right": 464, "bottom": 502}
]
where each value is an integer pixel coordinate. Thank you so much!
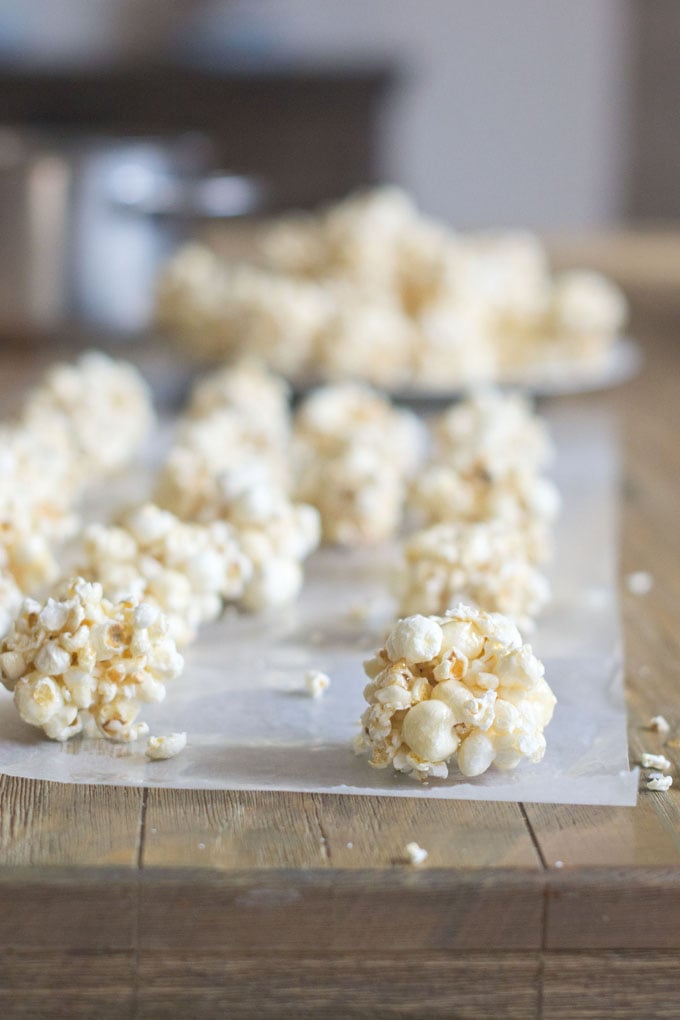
[
  {"left": 646, "top": 774, "right": 673, "bottom": 793},
  {"left": 641, "top": 752, "right": 671, "bottom": 771},
  {"left": 0, "top": 578, "right": 183, "bottom": 742},
  {"left": 649, "top": 715, "right": 671, "bottom": 736},
  {"left": 404, "top": 841, "right": 429, "bottom": 866},
  {"left": 305, "top": 669, "right": 331, "bottom": 698},
  {"left": 626, "top": 571, "right": 653, "bottom": 596},
  {"left": 358, "top": 605, "right": 556, "bottom": 781},
  {"left": 146, "top": 732, "right": 187, "bottom": 761}
]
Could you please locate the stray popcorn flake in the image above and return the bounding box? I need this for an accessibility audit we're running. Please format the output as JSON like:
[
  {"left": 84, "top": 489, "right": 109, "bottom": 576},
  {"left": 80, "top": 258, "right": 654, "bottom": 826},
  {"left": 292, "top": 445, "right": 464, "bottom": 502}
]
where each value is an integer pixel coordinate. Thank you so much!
[
  {"left": 358, "top": 605, "right": 556, "bottom": 781},
  {"left": 641, "top": 752, "right": 671, "bottom": 771},
  {"left": 646, "top": 774, "right": 673, "bottom": 793},
  {"left": 305, "top": 670, "right": 331, "bottom": 698},
  {"left": 146, "top": 732, "right": 187, "bottom": 760},
  {"left": 626, "top": 571, "right": 653, "bottom": 596},
  {"left": 0, "top": 578, "right": 183, "bottom": 742},
  {"left": 649, "top": 716, "right": 671, "bottom": 736},
  {"left": 405, "top": 842, "right": 428, "bottom": 866}
]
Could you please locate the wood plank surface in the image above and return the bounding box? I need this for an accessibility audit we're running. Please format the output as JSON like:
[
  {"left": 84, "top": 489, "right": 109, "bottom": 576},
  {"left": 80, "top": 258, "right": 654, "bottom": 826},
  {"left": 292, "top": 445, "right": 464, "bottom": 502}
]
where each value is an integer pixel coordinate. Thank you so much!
[{"left": 142, "top": 790, "right": 541, "bottom": 869}]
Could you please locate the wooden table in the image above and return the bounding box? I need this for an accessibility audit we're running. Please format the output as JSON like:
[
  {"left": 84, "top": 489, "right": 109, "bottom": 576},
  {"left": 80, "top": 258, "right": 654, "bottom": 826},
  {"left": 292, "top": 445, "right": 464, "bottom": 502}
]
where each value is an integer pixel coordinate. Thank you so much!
[{"left": 0, "top": 242, "right": 679, "bottom": 1018}]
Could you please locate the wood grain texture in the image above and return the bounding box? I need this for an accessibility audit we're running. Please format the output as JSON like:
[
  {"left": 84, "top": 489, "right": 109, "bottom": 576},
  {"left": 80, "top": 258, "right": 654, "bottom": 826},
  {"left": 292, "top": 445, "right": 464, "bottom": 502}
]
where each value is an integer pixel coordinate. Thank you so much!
[
  {"left": 543, "top": 952, "right": 680, "bottom": 1019},
  {"left": 138, "top": 869, "right": 544, "bottom": 953},
  {"left": 0, "top": 775, "right": 142, "bottom": 868},
  {"left": 136, "top": 951, "right": 540, "bottom": 1019},
  {"left": 525, "top": 321, "right": 680, "bottom": 868},
  {"left": 143, "top": 790, "right": 541, "bottom": 870}
]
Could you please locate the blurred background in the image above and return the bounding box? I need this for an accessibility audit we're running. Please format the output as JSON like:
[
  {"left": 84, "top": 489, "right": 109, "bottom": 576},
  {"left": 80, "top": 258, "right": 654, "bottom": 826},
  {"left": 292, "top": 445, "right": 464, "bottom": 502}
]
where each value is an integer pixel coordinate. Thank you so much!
[{"left": 0, "top": 0, "right": 677, "bottom": 341}]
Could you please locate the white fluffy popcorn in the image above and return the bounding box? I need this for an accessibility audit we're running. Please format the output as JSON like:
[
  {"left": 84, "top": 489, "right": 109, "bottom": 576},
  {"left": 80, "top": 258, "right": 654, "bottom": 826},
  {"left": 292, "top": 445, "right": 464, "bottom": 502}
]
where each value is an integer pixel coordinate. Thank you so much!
[
  {"left": 626, "top": 571, "right": 653, "bottom": 596},
  {"left": 305, "top": 669, "right": 331, "bottom": 698},
  {"left": 0, "top": 568, "right": 23, "bottom": 639},
  {"left": 649, "top": 716, "right": 670, "bottom": 736},
  {"left": 22, "top": 351, "right": 154, "bottom": 482},
  {"left": 218, "top": 478, "right": 320, "bottom": 611},
  {"left": 0, "top": 578, "right": 183, "bottom": 742},
  {"left": 293, "top": 383, "right": 425, "bottom": 546},
  {"left": 395, "top": 522, "right": 550, "bottom": 632},
  {"left": 641, "top": 752, "right": 671, "bottom": 771},
  {"left": 81, "top": 503, "right": 251, "bottom": 646},
  {"left": 407, "top": 390, "right": 559, "bottom": 568},
  {"left": 404, "top": 841, "right": 428, "bottom": 866},
  {"left": 357, "top": 606, "right": 556, "bottom": 781},
  {"left": 429, "top": 390, "right": 554, "bottom": 480},
  {"left": 646, "top": 774, "right": 673, "bottom": 793},
  {"left": 146, "top": 731, "right": 187, "bottom": 760},
  {"left": 156, "top": 187, "right": 627, "bottom": 389}
]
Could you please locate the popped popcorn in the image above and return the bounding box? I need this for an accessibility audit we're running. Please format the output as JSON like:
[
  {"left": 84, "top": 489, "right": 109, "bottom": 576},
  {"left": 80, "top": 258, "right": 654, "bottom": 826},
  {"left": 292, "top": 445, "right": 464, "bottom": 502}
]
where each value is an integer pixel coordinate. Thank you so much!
[
  {"left": 305, "top": 669, "right": 331, "bottom": 698},
  {"left": 292, "top": 383, "right": 425, "bottom": 546},
  {"left": 395, "top": 522, "right": 550, "bottom": 631},
  {"left": 0, "top": 578, "right": 183, "bottom": 742},
  {"left": 626, "top": 571, "right": 653, "bottom": 596},
  {"left": 216, "top": 477, "right": 320, "bottom": 611},
  {"left": 641, "top": 752, "right": 671, "bottom": 771},
  {"left": 404, "top": 841, "right": 428, "bottom": 866},
  {"left": 156, "top": 187, "right": 627, "bottom": 390},
  {"left": 146, "top": 731, "right": 187, "bottom": 760},
  {"left": 429, "top": 390, "right": 554, "bottom": 480},
  {"left": 22, "top": 351, "right": 154, "bottom": 482},
  {"left": 81, "top": 503, "right": 251, "bottom": 646},
  {"left": 646, "top": 774, "right": 673, "bottom": 793},
  {"left": 357, "top": 607, "right": 556, "bottom": 781},
  {"left": 0, "top": 568, "right": 22, "bottom": 639},
  {"left": 649, "top": 716, "right": 671, "bottom": 736}
]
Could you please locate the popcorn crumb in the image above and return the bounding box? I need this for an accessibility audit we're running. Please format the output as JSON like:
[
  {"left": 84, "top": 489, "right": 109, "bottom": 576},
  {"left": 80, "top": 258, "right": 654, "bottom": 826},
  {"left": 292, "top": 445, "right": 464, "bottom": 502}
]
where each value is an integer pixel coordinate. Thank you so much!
[
  {"left": 649, "top": 715, "right": 670, "bottom": 736},
  {"left": 346, "top": 842, "right": 353, "bottom": 849},
  {"left": 554, "top": 860, "right": 564, "bottom": 869},
  {"left": 404, "top": 841, "right": 428, "bottom": 866},
  {"left": 626, "top": 571, "right": 653, "bottom": 596},
  {"left": 146, "top": 732, "right": 187, "bottom": 761},
  {"left": 641, "top": 752, "right": 671, "bottom": 770},
  {"left": 646, "top": 774, "right": 673, "bottom": 792},
  {"left": 305, "top": 670, "right": 331, "bottom": 698}
]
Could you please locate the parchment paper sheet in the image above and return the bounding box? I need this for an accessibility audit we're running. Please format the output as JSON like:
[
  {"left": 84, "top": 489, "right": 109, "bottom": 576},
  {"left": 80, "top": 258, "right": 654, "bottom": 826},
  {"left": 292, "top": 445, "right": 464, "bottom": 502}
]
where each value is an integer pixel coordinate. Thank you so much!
[{"left": 0, "top": 405, "right": 639, "bottom": 805}]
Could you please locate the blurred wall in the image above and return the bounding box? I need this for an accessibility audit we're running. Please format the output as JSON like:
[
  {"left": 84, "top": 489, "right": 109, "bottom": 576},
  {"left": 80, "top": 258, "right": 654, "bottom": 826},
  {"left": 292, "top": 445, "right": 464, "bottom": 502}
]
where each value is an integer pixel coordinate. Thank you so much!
[{"left": 268, "top": 0, "right": 633, "bottom": 229}]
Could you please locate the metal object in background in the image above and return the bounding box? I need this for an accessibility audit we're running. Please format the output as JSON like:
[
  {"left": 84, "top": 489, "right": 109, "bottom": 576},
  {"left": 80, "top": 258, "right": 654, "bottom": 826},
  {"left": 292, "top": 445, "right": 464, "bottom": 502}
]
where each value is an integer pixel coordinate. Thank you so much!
[{"left": 0, "top": 128, "right": 264, "bottom": 339}]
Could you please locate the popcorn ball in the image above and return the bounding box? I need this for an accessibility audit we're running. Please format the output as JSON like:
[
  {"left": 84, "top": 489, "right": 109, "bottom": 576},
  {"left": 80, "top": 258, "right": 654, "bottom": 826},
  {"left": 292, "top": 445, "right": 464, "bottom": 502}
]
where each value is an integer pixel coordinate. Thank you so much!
[
  {"left": 292, "top": 383, "right": 425, "bottom": 546},
  {"left": 0, "top": 578, "right": 184, "bottom": 742},
  {"left": 429, "top": 390, "right": 554, "bottom": 480},
  {"left": 156, "top": 187, "right": 627, "bottom": 390},
  {"left": 22, "top": 351, "right": 154, "bottom": 482},
  {"left": 82, "top": 503, "right": 251, "bottom": 646},
  {"left": 395, "top": 522, "right": 550, "bottom": 632},
  {"left": 214, "top": 476, "right": 320, "bottom": 611},
  {"left": 155, "top": 410, "right": 289, "bottom": 522},
  {"left": 357, "top": 607, "right": 556, "bottom": 781}
]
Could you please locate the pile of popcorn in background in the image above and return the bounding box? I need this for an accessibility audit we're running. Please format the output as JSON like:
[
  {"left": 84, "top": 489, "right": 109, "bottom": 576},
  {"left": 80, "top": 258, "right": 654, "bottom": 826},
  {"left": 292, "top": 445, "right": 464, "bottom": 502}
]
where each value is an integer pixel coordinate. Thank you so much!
[{"left": 157, "top": 187, "right": 628, "bottom": 391}]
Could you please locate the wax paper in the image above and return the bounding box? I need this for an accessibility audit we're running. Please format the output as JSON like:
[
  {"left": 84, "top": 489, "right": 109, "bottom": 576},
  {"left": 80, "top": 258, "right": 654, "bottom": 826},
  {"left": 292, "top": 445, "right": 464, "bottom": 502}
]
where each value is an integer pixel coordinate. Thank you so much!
[{"left": 0, "top": 405, "right": 639, "bottom": 805}]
